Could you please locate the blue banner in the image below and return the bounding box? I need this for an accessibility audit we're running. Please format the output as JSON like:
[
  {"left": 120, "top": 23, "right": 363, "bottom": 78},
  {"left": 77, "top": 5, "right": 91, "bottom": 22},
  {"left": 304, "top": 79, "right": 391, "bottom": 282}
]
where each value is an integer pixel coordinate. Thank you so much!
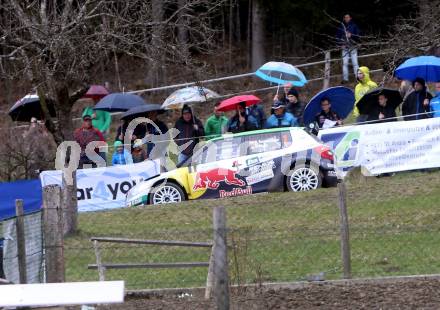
[{"left": 0, "top": 179, "right": 42, "bottom": 221}]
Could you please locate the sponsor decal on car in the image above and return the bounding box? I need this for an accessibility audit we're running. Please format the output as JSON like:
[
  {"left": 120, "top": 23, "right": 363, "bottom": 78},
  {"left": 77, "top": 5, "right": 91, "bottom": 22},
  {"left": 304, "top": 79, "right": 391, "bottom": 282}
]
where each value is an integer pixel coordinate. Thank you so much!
[
  {"left": 219, "top": 186, "right": 253, "bottom": 198},
  {"left": 246, "top": 169, "right": 274, "bottom": 185},
  {"left": 193, "top": 168, "right": 245, "bottom": 190}
]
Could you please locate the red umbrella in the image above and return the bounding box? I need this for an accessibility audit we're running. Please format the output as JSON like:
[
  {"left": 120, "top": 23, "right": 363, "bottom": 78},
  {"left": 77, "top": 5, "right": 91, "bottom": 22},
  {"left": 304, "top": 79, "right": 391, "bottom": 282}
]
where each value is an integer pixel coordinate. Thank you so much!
[
  {"left": 83, "top": 85, "right": 109, "bottom": 101},
  {"left": 218, "top": 95, "right": 261, "bottom": 112}
]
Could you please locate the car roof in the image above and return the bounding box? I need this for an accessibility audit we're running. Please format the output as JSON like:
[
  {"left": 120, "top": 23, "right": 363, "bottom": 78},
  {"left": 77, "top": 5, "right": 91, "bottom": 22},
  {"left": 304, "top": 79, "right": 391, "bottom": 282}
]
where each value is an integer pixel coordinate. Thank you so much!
[{"left": 211, "top": 127, "right": 305, "bottom": 142}]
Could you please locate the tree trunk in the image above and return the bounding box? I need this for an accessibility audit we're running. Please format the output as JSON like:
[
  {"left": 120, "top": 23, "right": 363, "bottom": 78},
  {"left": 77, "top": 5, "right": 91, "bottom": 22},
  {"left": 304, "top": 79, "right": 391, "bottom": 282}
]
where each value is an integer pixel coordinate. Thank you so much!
[
  {"left": 177, "top": 0, "right": 189, "bottom": 47},
  {"left": 55, "top": 85, "right": 75, "bottom": 142},
  {"left": 149, "top": 0, "right": 164, "bottom": 86},
  {"left": 251, "top": 0, "right": 265, "bottom": 70},
  {"left": 228, "top": 0, "right": 234, "bottom": 71},
  {"left": 246, "top": 0, "right": 252, "bottom": 69}
]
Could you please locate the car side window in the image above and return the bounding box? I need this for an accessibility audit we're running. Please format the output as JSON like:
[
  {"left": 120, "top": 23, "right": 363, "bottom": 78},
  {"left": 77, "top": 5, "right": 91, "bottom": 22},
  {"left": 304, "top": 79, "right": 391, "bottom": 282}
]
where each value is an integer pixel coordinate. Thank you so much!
[
  {"left": 214, "top": 137, "right": 244, "bottom": 161},
  {"left": 243, "top": 132, "right": 291, "bottom": 155}
]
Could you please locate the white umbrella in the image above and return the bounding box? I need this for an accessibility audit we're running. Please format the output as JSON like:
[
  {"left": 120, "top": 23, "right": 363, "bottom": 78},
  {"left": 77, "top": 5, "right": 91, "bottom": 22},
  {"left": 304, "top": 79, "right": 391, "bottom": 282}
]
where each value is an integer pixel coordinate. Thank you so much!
[{"left": 161, "top": 86, "right": 220, "bottom": 110}]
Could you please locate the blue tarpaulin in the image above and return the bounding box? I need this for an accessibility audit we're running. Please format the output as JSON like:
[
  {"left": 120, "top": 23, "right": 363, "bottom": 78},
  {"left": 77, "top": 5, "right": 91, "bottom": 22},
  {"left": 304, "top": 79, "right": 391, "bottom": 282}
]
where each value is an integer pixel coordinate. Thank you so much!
[{"left": 0, "top": 179, "right": 42, "bottom": 221}]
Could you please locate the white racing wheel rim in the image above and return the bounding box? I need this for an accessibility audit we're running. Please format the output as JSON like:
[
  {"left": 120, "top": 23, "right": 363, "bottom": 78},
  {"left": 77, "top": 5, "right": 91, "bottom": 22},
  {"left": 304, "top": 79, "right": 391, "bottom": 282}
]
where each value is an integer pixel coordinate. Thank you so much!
[
  {"left": 289, "top": 167, "right": 319, "bottom": 191},
  {"left": 151, "top": 185, "right": 182, "bottom": 204}
]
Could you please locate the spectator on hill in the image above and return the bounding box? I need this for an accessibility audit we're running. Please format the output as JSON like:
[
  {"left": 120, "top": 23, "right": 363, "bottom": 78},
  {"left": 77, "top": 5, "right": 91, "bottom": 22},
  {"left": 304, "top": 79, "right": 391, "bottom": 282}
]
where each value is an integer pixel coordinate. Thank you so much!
[
  {"left": 336, "top": 13, "right": 360, "bottom": 84},
  {"left": 273, "top": 82, "right": 293, "bottom": 105},
  {"left": 82, "top": 106, "right": 111, "bottom": 138},
  {"left": 112, "top": 140, "right": 133, "bottom": 165},
  {"left": 174, "top": 104, "right": 205, "bottom": 165},
  {"left": 143, "top": 110, "right": 169, "bottom": 158},
  {"left": 366, "top": 93, "right": 397, "bottom": 123},
  {"left": 115, "top": 119, "right": 128, "bottom": 142},
  {"left": 204, "top": 102, "right": 228, "bottom": 139},
  {"left": 285, "top": 88, "right": 306, "bottom": 126},
  {"left": 402, "top": 77, "right": 433, "bottom": 121},
  {"left": 226, "top": 102, "right": 258, "bottom": 133},
  {"left": 248, "top": 103, "right": 266, "bottom": 129},
  {"left": 265, "top": 101, "right": 298, "bottom": 128},
  {"left": 131, "top": 139, "right": 148, "bottom": 163},
  {"left": 74, "top": 114, "right": 106, "bottom": 168},
  {"left": 430, "top": 82, "right": 440, "bottom": 118},
  {"left": 315, "top": 98, "right": 342, "bottom": 129},
  {"left": 354, "top": 66, "right": 378, "bottom": 123}
]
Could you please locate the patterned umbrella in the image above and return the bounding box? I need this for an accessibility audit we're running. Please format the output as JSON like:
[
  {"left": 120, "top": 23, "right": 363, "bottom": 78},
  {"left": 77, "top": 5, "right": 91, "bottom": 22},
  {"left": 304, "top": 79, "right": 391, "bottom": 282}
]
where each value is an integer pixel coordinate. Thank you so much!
[{"left": 161, "top": 86, "right": 219, "bottom": 110}]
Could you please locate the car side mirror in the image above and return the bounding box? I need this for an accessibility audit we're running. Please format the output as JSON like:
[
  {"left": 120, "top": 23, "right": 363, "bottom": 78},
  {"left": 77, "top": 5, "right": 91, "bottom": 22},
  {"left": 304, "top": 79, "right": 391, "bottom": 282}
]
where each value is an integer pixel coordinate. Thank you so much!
[{"left": 308, "top": 122, "right": 319, "bottom": 136}]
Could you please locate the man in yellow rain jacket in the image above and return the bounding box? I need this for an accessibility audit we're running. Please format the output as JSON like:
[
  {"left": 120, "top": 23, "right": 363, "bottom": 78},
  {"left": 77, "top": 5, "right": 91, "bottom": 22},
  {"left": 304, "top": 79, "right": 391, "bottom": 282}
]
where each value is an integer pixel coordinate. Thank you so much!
[{"left": 354, "top": 66, "right": 378, "bottom": 123}]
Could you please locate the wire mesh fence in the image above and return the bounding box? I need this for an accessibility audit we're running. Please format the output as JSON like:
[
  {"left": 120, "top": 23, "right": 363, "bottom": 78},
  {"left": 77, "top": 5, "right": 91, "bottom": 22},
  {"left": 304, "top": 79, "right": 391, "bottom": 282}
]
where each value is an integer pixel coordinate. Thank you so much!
[{"left": 1, "top": 210, "right": 44, "bottom": 284}]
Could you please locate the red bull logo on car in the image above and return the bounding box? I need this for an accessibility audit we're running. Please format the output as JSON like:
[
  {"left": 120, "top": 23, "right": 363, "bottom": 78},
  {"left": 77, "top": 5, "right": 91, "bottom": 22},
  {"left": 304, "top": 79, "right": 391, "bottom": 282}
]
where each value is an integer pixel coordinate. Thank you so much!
[
  {"left": 193, "top": 168, "right": 245, "bottom": 190},
  {"left": 219, "top": 186, "right": 253, "bottom": 198}
]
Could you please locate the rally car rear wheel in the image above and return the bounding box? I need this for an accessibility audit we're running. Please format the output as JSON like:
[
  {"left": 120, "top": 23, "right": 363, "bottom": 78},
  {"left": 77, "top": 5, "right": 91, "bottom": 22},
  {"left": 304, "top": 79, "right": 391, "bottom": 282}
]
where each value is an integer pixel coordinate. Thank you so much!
[
  {"left": 149, "top": 182, "right": 185, "bottom": 205},
  {"left": 286, "top": 166, "right": 322, "bottom": 192}
]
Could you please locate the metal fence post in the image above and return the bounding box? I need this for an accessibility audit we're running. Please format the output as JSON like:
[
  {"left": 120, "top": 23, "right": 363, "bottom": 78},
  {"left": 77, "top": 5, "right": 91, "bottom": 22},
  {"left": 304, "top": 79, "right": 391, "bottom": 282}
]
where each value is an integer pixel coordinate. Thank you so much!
[
  {"left": 337, "top": 180, "right": 352, "bottom": 279},
  {"left": 43, "top": 185, "right": 65, "bottom": 282},
  {"left": 323, "top": 50, "right": 331, "bottom": 89},
  {"left": 213, "top": 206, "right": 230, "bottom": 310},
  {"left": 15, "top": 199, "right": 27, "bottom": 284}
]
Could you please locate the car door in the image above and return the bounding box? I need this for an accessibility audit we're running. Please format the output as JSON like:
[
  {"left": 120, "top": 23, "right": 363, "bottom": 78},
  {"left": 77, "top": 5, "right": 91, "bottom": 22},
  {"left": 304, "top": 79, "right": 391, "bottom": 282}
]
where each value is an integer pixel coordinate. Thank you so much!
[
  {"left": 238, "top": 131, "right": 293, "bottom": 193},
  {"left": 187, "top": 136, "right": 248, "bottom": 199}
]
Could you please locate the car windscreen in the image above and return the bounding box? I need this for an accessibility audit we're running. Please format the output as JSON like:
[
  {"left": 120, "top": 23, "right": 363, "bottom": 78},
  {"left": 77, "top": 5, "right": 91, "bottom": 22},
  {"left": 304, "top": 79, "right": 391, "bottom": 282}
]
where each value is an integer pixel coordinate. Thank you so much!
[{"left": 242, "top": 131, "right": 292, "bottom": 155}]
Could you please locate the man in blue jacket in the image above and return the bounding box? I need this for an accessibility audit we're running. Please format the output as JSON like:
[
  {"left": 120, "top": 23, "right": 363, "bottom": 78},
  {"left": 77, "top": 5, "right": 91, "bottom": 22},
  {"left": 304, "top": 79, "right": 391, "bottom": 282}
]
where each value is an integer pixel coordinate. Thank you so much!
[
  {"left": 265, "top": 101, "right": 298, "bottom": 128},
  {"left": 430, "top": 82, "right": 440, "bottom": 118},
  {"left": 336, "top": 13, "right": 360, "bottom": 84}
]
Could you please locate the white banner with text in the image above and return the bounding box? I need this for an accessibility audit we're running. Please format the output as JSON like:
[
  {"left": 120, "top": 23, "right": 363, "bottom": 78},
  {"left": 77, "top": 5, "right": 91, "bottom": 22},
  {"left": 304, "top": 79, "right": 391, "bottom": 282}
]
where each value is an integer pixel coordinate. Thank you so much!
[
  {"left": 318, "top": 118, "right": 440, "bottom": 175},
  {"left": 40, "top": 160, "right": 160, "bottom": 212}
]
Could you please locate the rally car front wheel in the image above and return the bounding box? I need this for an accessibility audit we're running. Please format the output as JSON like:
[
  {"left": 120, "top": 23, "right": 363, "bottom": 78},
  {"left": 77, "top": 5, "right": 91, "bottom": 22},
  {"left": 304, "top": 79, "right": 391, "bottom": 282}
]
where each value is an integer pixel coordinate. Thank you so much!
[
  {"left": 286, "top": 166, "right": 322, "bottom": 192},
  {"left": 149, "top": 182, "right": 186, "bottom": 205}
]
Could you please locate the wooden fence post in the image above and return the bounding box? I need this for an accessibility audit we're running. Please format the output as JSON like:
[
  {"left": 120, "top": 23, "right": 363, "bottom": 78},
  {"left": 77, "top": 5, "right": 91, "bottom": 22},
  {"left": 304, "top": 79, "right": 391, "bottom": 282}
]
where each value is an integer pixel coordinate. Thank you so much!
[
  {"left": 15, "top": 199, "right": 27, "bottom": 284},
  {"left": 323, "top": 50, "right": 331, "bottom": 90},
  {"left": 205, "top": 245, "right": 215, "bottom": 299},
  {"left": 62, "top": 169, "right": 78, "bottom": 235},
  {"left": 213, "top": 206, "right": 230, "bottom": 310},
  {"left": 337, "top": 180, "right": 352, "bottom": 279},
  {"left": 43, "top": 185, "right": 65, "bottom": 283}
]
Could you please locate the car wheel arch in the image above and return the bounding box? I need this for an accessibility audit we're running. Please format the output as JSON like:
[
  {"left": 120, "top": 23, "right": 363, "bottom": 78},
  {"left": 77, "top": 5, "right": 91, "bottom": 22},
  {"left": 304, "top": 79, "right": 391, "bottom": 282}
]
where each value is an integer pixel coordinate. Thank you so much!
[{"left": 150, "top": 178, "right": 188, "bottom": 201}]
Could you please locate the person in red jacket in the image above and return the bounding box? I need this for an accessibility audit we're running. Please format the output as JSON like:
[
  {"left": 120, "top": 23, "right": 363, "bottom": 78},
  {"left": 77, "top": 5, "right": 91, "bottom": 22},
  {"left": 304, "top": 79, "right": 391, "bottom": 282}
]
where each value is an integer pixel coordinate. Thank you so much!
[{"left": 74, "top": 114, "right": 106, "bottom": 168}]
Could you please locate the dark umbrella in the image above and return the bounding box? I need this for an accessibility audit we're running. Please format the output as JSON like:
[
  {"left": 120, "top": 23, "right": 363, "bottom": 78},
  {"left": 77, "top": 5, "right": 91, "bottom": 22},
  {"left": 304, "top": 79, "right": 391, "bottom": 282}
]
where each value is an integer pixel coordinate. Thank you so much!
[
  {"left": 357, "top": 88, "right": 402, "bottom": 115},
  {"left": 8, "top": 94, "right": 56, "bottom": 122},
  {"left": 94, "top": 93, "right": 146, "bottom": 112},
  {"left": 121, "top": 104, "right": 165, "bottom": 120}
]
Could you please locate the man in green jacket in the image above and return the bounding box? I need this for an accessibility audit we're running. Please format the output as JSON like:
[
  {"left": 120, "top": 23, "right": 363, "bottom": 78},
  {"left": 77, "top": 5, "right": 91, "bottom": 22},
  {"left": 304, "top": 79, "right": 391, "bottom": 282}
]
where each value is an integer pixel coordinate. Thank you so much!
[
  {"left": 82, "top": 106, "right": 112, "bottom": 137},
  {"left": 204, "top": 102, "right": 228, "bottom": 140}
]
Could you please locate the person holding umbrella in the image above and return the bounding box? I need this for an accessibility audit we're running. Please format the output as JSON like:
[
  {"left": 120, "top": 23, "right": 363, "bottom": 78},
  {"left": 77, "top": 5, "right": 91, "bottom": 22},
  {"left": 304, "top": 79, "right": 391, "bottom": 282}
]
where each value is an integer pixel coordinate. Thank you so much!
[
  {"left": 285, "top": 88, "right": 306, "bottom": 126},
  {"left": 265, "top": 101, "right": 298, "bottom": 128},
  {"left": 402, "top": 77, "right": 433, "bottom": 121},
  {"left": 356, "top": 88, "right": 402, "bottom": 123},
  {"left": 367, "top": 93, "right": 398, "bottom": 123},
  {"left": 226, "top": 102, "right": 258, "bottom": 133},
  {"left": 174, "top": 104, "right": 205, "bottom": 165},
  {"left": 82, "top": 106, "right": 111, "bottom": 137},
  {"left": 315, "top": 98, "right": 343, "bottom": 129}
]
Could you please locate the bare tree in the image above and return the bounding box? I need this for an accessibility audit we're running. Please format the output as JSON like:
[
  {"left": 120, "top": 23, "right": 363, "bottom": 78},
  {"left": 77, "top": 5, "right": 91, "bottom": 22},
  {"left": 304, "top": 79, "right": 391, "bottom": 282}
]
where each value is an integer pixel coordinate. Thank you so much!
[
  {"left": 383, "top": 0, "right": 440, "bottom": 74},
  {"left": 251, "top": 0, "right": 265, "bottom": 70},
  {"left": 0, "top": 0, "right": 224, "bottom": 144}
]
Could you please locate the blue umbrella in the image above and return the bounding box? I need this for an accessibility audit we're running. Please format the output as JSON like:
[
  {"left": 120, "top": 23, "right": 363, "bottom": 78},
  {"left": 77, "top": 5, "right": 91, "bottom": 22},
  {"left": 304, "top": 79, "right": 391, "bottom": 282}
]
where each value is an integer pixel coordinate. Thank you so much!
[
  {"left": 394, "top": 56, "right": 440, "bottom": 82},
  {"left": 255, "top": 61, "right": 307, "bottom": 87},
  {"left": 303, "top": 86, "right": 355, "bottom": 125},
  {"left": 94, "top": 93, "right": 146, "bottom": 112}
]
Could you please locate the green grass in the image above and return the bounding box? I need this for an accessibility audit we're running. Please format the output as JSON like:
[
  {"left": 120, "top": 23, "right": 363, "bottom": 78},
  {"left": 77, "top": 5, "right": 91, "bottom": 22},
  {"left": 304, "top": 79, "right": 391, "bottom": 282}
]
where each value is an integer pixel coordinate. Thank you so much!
[{"left": 64, "top": 169, "right": 440, "bottom": 289}]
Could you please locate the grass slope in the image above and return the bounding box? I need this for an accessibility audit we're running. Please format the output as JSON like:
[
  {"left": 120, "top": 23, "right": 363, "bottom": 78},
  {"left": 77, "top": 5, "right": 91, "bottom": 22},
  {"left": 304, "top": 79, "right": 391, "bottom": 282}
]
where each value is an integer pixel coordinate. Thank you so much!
[{"left": 64, "top": 169, "right": 440, "bottom": 289}]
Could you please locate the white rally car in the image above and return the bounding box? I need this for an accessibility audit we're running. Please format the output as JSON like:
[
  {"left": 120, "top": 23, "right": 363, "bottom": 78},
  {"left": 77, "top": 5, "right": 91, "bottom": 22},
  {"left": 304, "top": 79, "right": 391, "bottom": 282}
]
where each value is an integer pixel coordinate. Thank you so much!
[{"left": 126, "top": 127, "right": 337, "bottom": 206}]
